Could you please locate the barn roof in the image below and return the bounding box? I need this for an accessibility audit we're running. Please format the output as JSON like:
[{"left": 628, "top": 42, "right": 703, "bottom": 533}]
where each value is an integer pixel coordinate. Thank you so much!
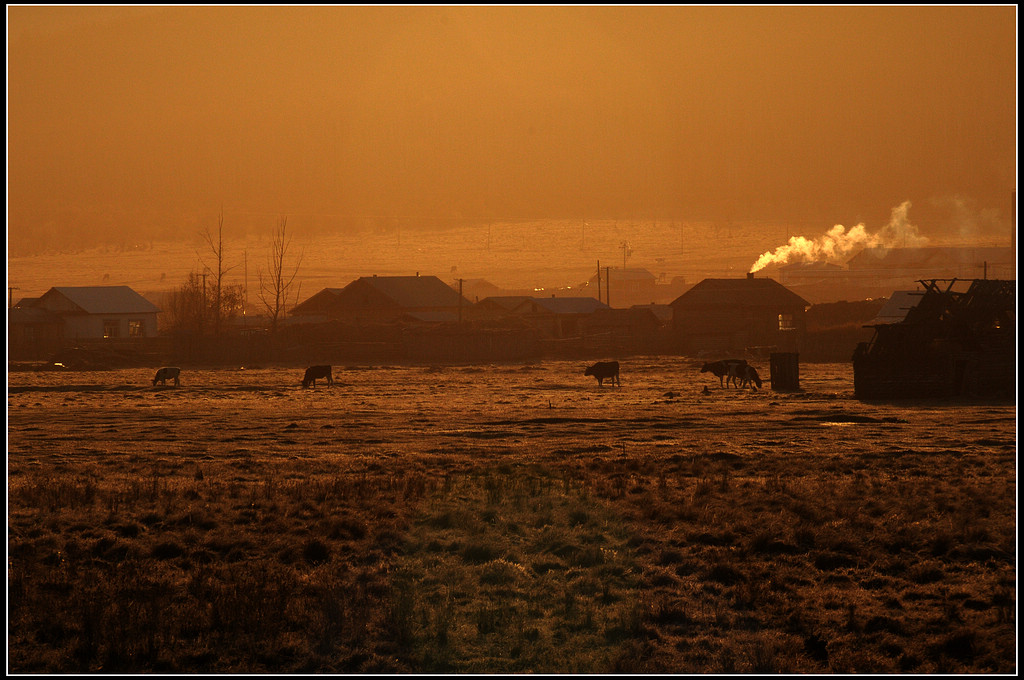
[
  {"left": 670, "top": 277, "right": 809, "bottom": 309},
  {"left": 39, "top": 286, "right": 161, "bottom": 314}
]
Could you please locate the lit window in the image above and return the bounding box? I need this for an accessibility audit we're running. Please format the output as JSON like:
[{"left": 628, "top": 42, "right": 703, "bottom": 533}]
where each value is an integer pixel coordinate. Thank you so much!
[
  {"left": 103, "top": 320, "right": 120, "bottom": 338},
  {"left": 778, "top": 313, "right": 796, "bottom": 331},
  {"left": 129, "top": 320, "right": 143, "bottom": 337}
]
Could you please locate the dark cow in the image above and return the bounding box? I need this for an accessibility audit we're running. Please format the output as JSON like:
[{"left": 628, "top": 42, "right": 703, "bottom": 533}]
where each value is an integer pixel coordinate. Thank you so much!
[
  {"left": 152, "top": 366, "right": 181, "bottom": 387},
  {"left": 700, "top": 359, "right": 748, "bottom": 388},
  {"left": 302, "top": 365, "right": 334, "bottom": 388},
  {"left": 738, "top": 365, "right": 764, "bottom": 391},
  {"left": 584, "top": 361, "right": 620, "bottom": 387}
]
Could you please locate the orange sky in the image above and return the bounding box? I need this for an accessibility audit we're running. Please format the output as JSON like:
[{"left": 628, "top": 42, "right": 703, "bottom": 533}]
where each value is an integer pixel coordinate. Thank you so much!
[{"left": 7, "top": 5, "right": 1018, "bottom": 249}]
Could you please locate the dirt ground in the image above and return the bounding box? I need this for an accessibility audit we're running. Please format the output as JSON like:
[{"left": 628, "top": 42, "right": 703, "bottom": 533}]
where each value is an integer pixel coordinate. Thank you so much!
[{"left": 6, "top": 358, "right": 1017, "bottom": 673}]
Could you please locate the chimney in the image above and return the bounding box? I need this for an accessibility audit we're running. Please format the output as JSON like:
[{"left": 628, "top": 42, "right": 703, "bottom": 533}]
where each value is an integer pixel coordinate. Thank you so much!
[{"left": 747, "top": 272, "right": 754, "bottom": 280}]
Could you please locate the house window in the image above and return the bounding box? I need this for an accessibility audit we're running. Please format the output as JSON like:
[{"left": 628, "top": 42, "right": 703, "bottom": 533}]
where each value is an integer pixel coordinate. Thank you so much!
[
  {"left": 128, "top": 320, "right": 144, "bottom": 337},
  {"left": 103, "top": 320, "right": 120, "bottom": 338},
  {"left": 778, "top": 313, "right": 796, "bottom": 331}
]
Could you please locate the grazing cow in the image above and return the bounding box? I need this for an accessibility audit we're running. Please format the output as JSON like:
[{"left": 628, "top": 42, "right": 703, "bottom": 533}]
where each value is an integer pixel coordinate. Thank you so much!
[
  {"left": 584, "top": 360, "right": 620, "bottom": 387},
  {"left": 738, "top": 365, "right": 763, "bottom": 391},
  {"left": 700, "top": 359, "right": 748, "bottom": 388},
  {"left": 152, "top": 367, "right": 181, "bottom": 387},
  {"left": 302, "top": 365, "right": 334, "bottom": 388}
]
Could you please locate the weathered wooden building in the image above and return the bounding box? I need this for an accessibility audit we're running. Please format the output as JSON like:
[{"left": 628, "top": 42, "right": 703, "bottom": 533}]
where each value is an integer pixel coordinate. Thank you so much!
[
  {"left": 669, "top": 274, "right": 810, "bottom": 355},
  {"left": 852, "top": 278, "right": 1015, "bottom": 400}
]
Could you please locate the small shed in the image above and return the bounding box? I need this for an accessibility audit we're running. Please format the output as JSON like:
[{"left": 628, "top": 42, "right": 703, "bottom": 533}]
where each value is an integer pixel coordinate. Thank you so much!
[{"left": 670, "top": 274, "right": 810, "bottom": 355}]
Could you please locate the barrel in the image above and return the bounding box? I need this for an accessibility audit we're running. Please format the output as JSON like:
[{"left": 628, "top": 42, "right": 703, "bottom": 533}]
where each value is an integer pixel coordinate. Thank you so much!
[{"left": 770, "top": 352, "right": 800, "bottom": 391}]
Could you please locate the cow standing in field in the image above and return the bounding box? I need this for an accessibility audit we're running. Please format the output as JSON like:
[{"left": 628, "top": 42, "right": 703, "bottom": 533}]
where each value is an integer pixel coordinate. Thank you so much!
[
  {"left": 700, "top": 359, "right": 748, "bottom": 388},
  {"left": 302, "top": 365, "right": 334, "bottom": 389},
  {"left": 584, "top": 361, "right": 620, "bottom": 387},
  {"left": 152, "top": 367, "right": 181, "bottom": 387},
  {"left": 738, "top": 365, "right": 764, "bottom": 391}
]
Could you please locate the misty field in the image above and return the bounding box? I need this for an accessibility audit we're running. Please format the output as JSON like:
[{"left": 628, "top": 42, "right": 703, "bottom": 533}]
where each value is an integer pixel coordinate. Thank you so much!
[{"left": 7, "top": 358, "right": 1016, "bottom": 673}]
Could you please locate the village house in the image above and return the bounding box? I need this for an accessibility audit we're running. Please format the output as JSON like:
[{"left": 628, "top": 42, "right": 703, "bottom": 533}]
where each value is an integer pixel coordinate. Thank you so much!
[
  {"left": 8, "top": 286, "right": 162, "bottom": 361},
  {"left": 289, "top": 274, "right": 473, "bottom": 324},
  {"left": 670, "top": 274, "right": 810, "bottom": 356}
]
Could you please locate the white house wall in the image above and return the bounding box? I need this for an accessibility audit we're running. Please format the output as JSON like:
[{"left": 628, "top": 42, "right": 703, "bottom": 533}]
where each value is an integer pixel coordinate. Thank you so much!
[{"left": 62, "top": 313, "right": 159, "bottom": 339}]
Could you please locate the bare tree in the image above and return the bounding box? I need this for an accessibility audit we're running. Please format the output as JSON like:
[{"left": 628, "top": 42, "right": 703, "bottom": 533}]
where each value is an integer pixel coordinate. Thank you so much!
[
  {"left": 162, "top": 272, "right": 245, "bottom": 334},
  {"left": 198, "top": 209, "right": 238, "bottom": 335},
  {"left": 257, "top": 216, "right": 303, "bottom": 336}
]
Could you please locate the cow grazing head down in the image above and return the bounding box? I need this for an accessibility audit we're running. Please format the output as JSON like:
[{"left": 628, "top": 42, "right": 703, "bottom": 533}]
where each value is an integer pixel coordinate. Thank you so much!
[
  {"left": 742, "top": 365, "right": 763, "bottom": 391},
  {"left": 152, "top": 367, "right": 181, "bottom": 387},
  {"left": 584, "top": 360, "right": 620, "bottom": 387},
  {"left": 302, "top": 365, "right": 334, "bottom": 389}
]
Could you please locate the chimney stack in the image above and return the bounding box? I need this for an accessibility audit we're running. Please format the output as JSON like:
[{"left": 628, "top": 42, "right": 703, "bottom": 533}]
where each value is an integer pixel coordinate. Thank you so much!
[{"left": 747, "top": 272, "right": 754, "bottom": 280}]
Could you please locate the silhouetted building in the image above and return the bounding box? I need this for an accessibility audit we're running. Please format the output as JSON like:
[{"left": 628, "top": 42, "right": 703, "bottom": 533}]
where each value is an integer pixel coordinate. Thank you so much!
[
  {"left": 290, "top": 275, "right": 473, "bottom": 323},
  {"left": 670, "top": 275, "right": 810, "bottom": 355},
  {"left": 853, "top": 278, "right": 1015, "bottom": 399}
]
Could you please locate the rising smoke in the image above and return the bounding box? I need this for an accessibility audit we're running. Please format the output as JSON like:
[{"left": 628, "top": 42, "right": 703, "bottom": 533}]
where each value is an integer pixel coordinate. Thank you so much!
[{"left": 749, "top": 201, "right": 929, "bottom": 273}]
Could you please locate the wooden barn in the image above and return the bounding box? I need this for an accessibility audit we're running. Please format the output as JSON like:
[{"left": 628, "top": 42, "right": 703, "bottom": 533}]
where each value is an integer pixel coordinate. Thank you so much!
[
  {"left": 670, "top": 274, "right": 810, "bottom": 355},
  {"left": 852, "top": 278, "right": 1015, "bottom": 400}
]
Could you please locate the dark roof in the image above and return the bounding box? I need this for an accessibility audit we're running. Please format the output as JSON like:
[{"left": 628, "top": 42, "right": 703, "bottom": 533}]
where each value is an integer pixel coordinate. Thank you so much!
[
  {"left": 351, "top": 275, "right": 471, "bottom": 308},
  {"left": 671, "top": 277, "right": 810, "bottom": 309},
  {"left": 528, "top": 297, "right": 609, "bottom": 315},
  {"left": 291, "top": 288, "right": 345, "bottom": 315},
  {"left": 8, "top": 306, "right": 64, "bottom": 325},
  {"left": 475, "top": 296, "right": 535, "bottom": 311},
  {"left": 868, "top": 290, "right": 924, "bottom": 325},
  {"left": 39, "top": 286, "right": 161, "bottom": 314}
]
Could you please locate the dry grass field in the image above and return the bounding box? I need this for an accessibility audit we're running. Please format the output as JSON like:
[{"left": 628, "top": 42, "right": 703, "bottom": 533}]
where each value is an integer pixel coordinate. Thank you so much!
[{"left": 6, "top": 358, "right": 1016, "bottom": 673}]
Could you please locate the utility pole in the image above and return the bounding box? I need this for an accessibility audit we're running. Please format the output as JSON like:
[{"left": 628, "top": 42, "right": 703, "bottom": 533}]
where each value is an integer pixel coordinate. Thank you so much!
[
  {"left": 605, "top": 266, "right": 611, "bottom": 307},
  {"left": 596, "top": 261, "right": 601, "bottom": 303}
]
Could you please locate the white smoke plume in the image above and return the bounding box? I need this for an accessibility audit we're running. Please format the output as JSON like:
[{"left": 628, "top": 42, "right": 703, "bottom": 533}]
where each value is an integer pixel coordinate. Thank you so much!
[{"left": 749, "top": 201, "right": 929, "bottom": 273}]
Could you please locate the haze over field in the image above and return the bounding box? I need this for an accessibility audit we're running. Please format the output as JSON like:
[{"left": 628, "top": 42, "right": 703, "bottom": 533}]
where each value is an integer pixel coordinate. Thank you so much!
[{"left": 7, "top": 5, "right": 1017, "bottom": 263}]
